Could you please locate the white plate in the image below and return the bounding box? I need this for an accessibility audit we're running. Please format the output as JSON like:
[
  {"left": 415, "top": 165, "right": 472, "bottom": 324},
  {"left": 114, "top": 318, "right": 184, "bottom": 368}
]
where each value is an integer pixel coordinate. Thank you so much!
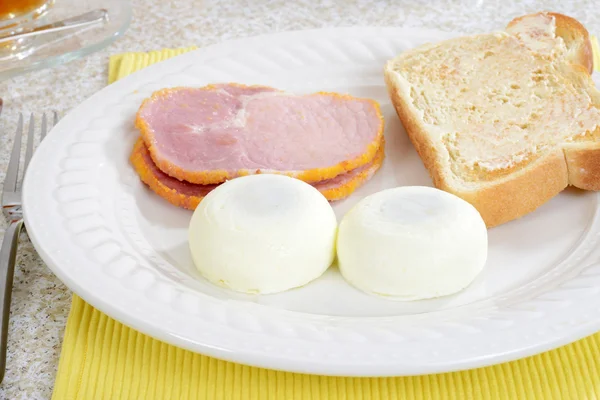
[{"left": 22, "top": 27, "right": 600, "bottom": 377}]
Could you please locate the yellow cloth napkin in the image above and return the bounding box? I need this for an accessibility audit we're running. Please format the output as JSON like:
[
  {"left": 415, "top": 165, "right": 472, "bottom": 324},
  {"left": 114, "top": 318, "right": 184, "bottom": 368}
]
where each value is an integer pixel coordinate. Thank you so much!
[{"left": 53, "top": 40, "right": 600, "bottom": 399}]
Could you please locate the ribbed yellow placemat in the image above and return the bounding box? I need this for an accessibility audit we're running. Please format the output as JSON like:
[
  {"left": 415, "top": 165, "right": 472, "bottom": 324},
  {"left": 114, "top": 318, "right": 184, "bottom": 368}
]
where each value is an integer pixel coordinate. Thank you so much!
[{"left": 52, "top": 41, "right": 600, "bottom": 399}]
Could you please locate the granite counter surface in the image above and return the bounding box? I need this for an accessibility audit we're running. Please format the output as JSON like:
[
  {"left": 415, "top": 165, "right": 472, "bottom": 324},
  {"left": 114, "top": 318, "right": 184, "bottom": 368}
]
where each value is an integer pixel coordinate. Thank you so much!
[{"left": 0, "top": 0, "right": 598, "bottom": 398}]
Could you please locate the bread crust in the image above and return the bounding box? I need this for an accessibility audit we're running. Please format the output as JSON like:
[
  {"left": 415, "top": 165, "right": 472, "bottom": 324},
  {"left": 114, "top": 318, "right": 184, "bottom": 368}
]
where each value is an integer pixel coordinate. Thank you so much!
[
  {"left": 564, "top": 143, "right": 600, "bottom": 190},
  {"left": 508, "top": 12, "right": 593, "bottom": 73},
  {"left": 385, "top": 12, "right": 596, "bottom": 227}
]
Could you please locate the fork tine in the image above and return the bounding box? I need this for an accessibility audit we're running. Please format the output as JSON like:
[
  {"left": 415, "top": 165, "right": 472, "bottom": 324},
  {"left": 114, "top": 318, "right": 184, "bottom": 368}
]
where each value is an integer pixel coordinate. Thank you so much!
[
  {"left": 53, "top": 111, "right": 58, "bottom": 126},
  {"left": 23, "top": 114, "right": 35, "bottom": 173},
  {"left": 4, "top": 114, "right": 23, "bottom": 193},
  {"left": 40, "top": 113, "right": 47, "bottom": 141}
]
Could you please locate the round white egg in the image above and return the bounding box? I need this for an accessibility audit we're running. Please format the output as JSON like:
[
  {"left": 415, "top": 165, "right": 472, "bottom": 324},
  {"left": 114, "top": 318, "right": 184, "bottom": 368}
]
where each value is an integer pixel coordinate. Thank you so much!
[
  {"left": 337, "top": 186, "right": 487, "bottom": 300},
  {"left": 188, "top": 174, "right": 337, "bottom": 294}
]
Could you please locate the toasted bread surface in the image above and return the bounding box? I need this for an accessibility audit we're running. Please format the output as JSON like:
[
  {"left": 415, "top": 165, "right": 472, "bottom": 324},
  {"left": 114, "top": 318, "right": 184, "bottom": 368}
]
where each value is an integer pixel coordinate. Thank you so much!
[{"left": 385, "top": 12, "right": 600, "bottom": 227}]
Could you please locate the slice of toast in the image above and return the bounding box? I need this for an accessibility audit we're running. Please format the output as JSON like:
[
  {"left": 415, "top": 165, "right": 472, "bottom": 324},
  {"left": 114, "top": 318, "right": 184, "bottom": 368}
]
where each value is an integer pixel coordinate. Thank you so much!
[{"left": 384, "top": 12, "right": 600, "bottom": 227}]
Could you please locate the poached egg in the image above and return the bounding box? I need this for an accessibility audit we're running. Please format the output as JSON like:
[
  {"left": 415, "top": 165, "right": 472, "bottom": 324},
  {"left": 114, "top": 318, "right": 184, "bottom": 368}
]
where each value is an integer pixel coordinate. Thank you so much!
[
  {"left": 337, "top": 186, "right": 488, "bottom": 300},
  {"left": 188, "top": 174, "right": 337, "bottom": 294}
]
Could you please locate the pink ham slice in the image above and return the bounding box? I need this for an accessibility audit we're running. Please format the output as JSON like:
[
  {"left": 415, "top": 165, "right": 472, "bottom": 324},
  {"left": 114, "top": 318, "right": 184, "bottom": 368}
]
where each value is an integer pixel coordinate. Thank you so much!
[
  {"left": 135, "top": 83, "right": 384, "bottom": 185},
  {"left": 130, "top": 138, "right": 385, "bottom": 210}
]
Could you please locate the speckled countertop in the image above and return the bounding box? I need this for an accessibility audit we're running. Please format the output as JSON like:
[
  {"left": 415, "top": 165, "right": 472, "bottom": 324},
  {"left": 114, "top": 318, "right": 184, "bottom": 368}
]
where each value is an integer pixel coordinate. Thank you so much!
[{"left": 0, "top": 0, "right": 598, "bottom": 398}]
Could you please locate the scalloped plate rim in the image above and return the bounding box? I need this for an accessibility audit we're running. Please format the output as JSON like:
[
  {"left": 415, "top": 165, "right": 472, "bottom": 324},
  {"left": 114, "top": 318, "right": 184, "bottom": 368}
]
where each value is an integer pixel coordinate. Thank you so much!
[{"left": 22, "top": 26, "right": 600, "bottom": 376}]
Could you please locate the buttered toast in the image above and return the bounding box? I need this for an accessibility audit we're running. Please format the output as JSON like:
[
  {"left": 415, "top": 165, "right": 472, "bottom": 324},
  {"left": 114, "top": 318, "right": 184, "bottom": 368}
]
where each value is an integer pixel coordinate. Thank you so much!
[{"left": 384, "top": 12, "right": 600, "bottom": 227}]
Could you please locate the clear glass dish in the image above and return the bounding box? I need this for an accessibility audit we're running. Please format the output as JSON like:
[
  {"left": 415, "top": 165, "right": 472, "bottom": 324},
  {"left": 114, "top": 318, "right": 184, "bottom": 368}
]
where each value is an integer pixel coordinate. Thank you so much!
[{"left": 0, "top": 0, "right": 131, "bottom": 80}]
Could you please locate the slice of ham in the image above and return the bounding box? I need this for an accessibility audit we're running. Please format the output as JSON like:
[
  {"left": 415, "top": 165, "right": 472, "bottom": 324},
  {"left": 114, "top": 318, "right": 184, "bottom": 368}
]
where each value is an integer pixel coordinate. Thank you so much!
[
  {"left": 135, "top": 83, "right": 384, "bottom": 185},
  {"left": 130, "top": 137, "right": 385, "bottom": 210}
]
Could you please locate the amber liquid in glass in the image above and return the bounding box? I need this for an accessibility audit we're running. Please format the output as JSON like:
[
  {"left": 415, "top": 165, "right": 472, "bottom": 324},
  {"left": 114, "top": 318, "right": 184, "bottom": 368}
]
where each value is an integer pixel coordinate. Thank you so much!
[
  {"left": 0, "top": 0, "right": 52, "bottom": 54},
  {"left": 0, "top": 0, "right": 48, "bottom": 19}
]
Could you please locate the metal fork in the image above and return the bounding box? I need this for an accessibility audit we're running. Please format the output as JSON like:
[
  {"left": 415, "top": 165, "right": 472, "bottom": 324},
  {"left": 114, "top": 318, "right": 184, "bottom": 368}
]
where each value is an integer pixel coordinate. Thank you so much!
[{"left": 0, "top": 101, "right": 58, "bottom": 383}]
